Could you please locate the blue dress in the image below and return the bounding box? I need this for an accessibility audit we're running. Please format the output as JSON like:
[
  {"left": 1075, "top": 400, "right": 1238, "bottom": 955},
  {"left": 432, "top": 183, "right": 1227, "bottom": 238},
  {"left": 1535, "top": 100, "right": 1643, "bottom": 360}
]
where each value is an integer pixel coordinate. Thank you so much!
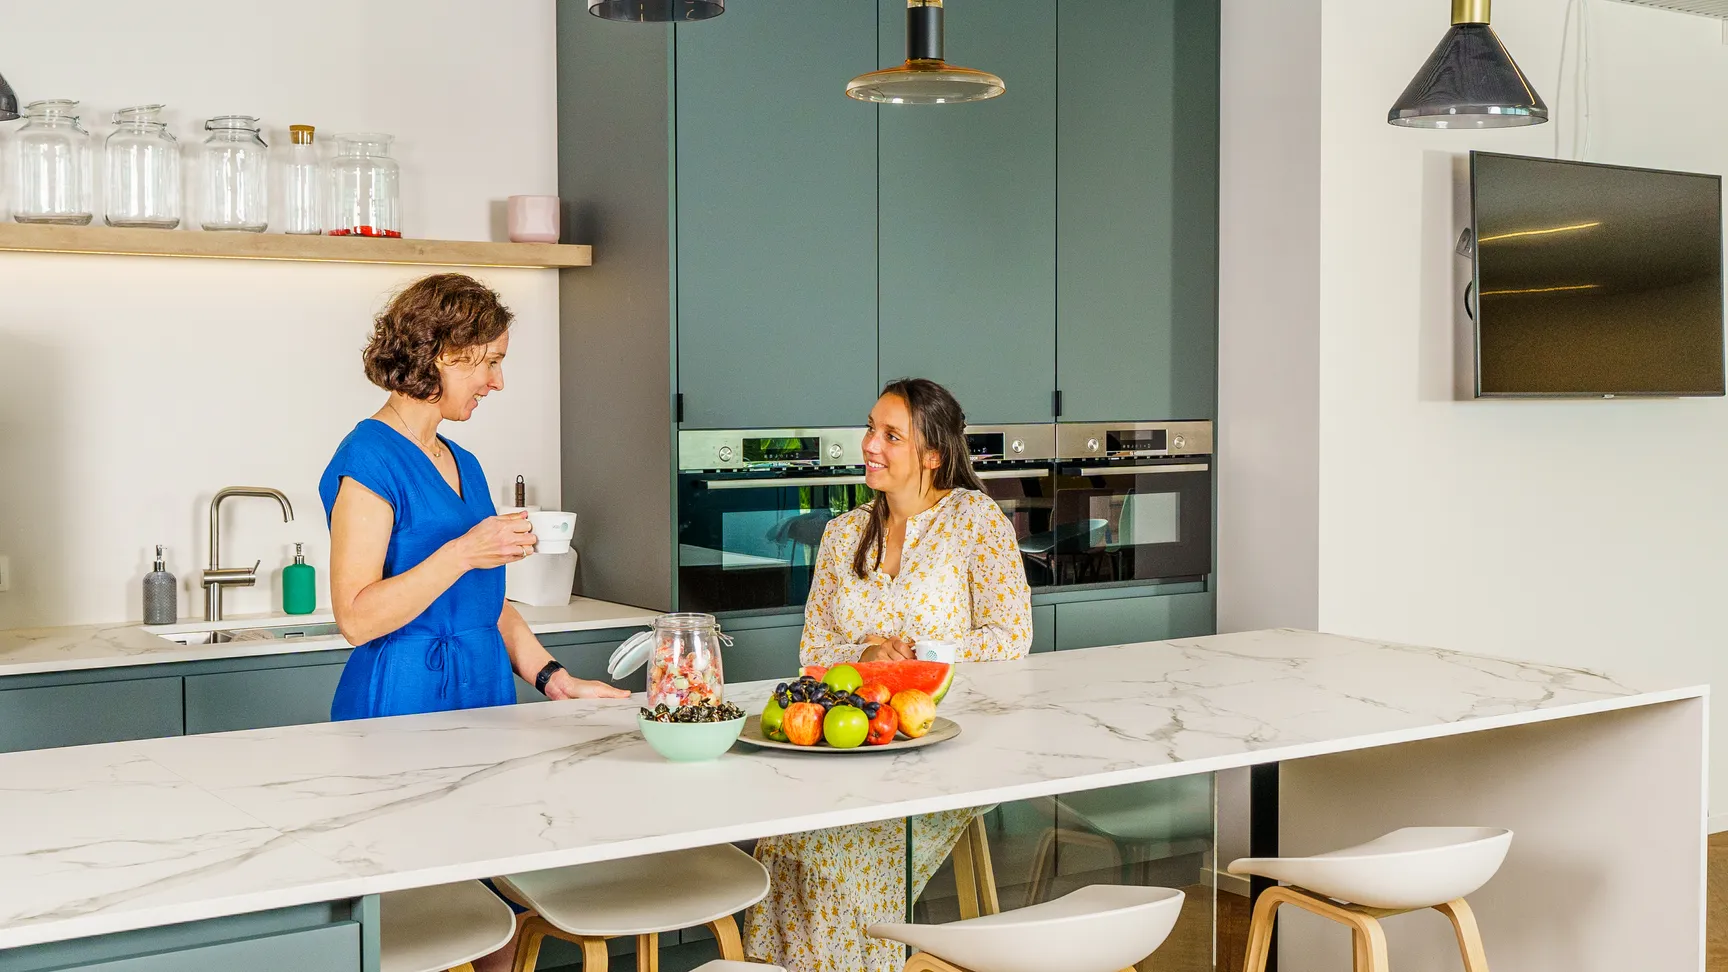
[{"left": 319, "top": 419, "right": 516, "bottom": 721}]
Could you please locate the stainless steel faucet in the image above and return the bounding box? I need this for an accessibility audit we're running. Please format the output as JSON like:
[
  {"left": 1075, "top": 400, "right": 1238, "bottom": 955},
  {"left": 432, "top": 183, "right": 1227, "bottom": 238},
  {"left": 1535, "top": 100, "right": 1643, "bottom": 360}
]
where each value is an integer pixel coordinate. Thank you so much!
[{"left": 203, "top": 486, "right": 295, "bottom": 622}]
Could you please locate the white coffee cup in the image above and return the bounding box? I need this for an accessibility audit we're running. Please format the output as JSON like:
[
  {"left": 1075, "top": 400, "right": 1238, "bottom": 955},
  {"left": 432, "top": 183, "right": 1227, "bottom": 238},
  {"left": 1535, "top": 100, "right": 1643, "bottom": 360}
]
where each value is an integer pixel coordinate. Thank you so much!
[
  {"left": 527, "top": 511, "right": 577, "bottom": 555},
  {"left": 915, "top": 639, "right": 959, "bottom": 664}
]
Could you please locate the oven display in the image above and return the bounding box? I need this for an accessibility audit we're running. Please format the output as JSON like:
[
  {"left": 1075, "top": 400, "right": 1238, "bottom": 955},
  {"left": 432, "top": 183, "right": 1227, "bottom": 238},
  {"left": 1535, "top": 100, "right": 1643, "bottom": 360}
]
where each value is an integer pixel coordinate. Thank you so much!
[
  {"left": 743, "top": 437, "right": 820, "bottom": 463},
  {"left": 1105, "top": 429, "right": 1167, "bottom": 453},
  {"left": 965, "top": 433, "right": 1004, "bottom": 459}
]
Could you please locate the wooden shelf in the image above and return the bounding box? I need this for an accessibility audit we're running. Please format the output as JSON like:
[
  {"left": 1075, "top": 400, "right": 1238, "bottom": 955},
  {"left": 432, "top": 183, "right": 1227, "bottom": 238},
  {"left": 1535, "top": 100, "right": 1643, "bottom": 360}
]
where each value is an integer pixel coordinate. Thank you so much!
[{"left": 0, "top": 222, "right": 592, "bottom": 269}]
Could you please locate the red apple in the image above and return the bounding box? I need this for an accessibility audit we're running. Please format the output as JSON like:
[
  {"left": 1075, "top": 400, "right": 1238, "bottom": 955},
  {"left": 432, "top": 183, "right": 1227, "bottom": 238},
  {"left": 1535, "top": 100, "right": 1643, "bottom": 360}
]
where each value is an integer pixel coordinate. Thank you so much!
[
  {"left": 866, "top": 704, "right": 899, "bottom": 745},
  {"left": 858, "top": 683, "right": 892, "bottom": 707},
  {"left": 783, "top": 702, "right": 826, "bottom": 747}
]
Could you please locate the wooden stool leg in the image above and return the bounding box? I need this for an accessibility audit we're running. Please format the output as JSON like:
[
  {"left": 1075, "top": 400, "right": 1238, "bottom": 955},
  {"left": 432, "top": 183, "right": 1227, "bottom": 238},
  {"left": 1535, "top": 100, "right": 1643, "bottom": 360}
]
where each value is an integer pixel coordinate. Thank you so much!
[
  {"left": 952, "top": 821, "right": 982, "bottom": 921},
  {"left": 635, "top": 934, "right": 658, "bottom": 972},
  {"left": 449, "top": 965, "right": 477, "bottom": 972},
  {"left": 1356, "top": 917, "right": 1389, "bottom": 972},
  {"left": 1434, "top": 898, "right": 1491, "bottom": 972},
  {"left": 967, "top": 815, "right": 1000, "bottom": 917},
  {"left": 578, "top": 936, "right": 610, "bottom": 972},
  {"left": 1025, "top": 828, "right": 1058, "bottom": 907},
  {"left": 1241, "top": 888, "right": 1283, "bottom": 972},
  {"left": 903, "top": 953, "right": 969, "bottom": 972},
  {"left": 509, "top": 918, "right": 548, "bottom": 972},
  {"left": 707, "top": 915, "right": 745, "bottom": 961}
]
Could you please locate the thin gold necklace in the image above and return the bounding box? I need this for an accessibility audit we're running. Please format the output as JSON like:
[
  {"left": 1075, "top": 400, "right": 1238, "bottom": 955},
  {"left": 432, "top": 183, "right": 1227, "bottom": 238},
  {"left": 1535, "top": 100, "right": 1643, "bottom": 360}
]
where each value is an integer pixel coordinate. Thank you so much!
[{"left": 387, "top": 401, "right": 444, "bottom": 459}]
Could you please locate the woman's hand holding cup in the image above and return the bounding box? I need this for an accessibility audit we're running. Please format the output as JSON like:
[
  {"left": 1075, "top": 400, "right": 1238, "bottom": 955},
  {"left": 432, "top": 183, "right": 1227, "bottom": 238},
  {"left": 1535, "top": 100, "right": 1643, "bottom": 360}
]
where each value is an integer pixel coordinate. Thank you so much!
[{"left": 458, "top": 511, "right": 539, "bottom": 569}]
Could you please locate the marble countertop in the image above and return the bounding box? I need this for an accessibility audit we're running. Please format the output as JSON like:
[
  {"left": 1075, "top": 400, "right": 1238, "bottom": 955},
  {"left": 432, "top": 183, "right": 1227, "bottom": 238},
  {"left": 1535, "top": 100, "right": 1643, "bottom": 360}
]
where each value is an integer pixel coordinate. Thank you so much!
[
  {"left": 0, "top": 628, "right": 1703, "bottom": 950},
  {"left": 0, "top": 598, "right": 660, "bottom": 678}
]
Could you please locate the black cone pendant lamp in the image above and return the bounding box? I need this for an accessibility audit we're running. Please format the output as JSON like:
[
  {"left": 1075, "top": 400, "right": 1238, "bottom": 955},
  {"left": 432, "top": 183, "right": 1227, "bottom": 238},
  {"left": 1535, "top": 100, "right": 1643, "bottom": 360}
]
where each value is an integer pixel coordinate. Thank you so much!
[
  {"left": 1388, "top": 0, "right": 1547, "bottom": 129},
  {"left": 0, "top": 71, "right": 17, "bottom": 122},
  {"left": 587, "top": 0, "right": 723, "bottom": 23},
  {"left": 847, "top": 0, "right": 1004, "bottom": 105}
]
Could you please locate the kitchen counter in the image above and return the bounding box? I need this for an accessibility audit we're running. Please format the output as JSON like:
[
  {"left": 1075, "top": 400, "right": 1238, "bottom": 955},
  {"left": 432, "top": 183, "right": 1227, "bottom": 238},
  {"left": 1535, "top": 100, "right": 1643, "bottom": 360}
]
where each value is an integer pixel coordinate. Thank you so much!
[
  {"left": 0, "top": 627, "right": 1705, "bottom": 969},
  {"left": 0, "top": 598, "right": 660, "bottom": 679}
]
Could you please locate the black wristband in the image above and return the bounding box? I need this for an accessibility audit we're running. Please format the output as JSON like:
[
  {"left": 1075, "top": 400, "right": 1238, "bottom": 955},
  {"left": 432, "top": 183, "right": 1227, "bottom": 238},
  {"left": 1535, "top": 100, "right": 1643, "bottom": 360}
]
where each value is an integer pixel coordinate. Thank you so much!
[{"left": 535, "top": 660, "right": 566, "bottom": 695}]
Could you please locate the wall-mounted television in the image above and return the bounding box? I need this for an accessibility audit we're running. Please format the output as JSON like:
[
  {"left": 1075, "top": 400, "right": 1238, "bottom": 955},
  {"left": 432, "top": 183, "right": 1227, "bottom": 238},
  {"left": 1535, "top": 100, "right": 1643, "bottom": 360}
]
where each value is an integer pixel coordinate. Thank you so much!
[{"left": 1469, "top": 151, "right": 1725, "bottom": 398}]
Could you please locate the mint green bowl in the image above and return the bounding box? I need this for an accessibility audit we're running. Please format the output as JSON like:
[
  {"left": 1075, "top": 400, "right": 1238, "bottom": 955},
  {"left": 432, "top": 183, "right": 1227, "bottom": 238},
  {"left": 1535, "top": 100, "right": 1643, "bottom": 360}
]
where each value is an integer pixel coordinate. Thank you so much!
[{"left": 637, "top": 714, "right": 745, "bottom": 762}]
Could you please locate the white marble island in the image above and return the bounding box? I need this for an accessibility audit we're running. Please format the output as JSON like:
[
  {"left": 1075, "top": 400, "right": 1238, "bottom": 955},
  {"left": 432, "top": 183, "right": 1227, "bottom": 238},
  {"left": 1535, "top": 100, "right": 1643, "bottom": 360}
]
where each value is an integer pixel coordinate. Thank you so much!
[{"left": 0, "top": 629, "right": 1706, "bottom": 972}]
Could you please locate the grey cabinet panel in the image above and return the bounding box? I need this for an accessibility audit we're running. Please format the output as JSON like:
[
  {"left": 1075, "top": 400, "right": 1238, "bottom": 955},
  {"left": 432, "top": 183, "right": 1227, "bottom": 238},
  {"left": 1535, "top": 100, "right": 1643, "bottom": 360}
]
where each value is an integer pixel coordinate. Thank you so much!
[
  {"left": 0, "top": 677, "right": 181, "bottom": 753},
  {"left": 1054, "top": 591, "right": 1214, "bottom": 651},
  {"left": 1031, "top": 603, "right": 1055, "bottom": 654},
  {"left": 724, "top": 621, "right": 805, "bottom": 684},
  {"left": 877, "top": 0, "right": 1057, "bottom": 425},
  {"left": 184, "top": 665, "right": 345, "bottom": 735},
  {"left": 1056, "top": 0, "right": 1219, "bottom": 422},
  {"left": 675, "top": 0, "right": 881, "bottom": 430},
  {"left": 49, "top": 923, "right": 359, "bottom": 972}
]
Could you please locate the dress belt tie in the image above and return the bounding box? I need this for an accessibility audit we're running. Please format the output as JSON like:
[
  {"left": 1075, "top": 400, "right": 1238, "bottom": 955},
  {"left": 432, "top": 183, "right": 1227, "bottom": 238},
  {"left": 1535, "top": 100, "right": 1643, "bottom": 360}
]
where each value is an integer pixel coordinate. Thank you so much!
[{"left": 425, "top": 635, "right": 455, "bottom": 700}]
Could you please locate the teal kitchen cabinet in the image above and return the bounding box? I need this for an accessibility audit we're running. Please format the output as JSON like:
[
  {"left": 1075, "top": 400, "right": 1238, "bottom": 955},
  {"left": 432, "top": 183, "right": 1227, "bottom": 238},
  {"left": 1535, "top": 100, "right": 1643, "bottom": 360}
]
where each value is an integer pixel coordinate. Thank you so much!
[
  {"left": 718, "top": 615, "right": 804, "bottom": 683},
  {"left": 184, "top": 660, "right": 346, "bottom": 735},
  {"left": 674, "top": 0, "right": 881, "bottom": 430},
  {"left": 1054, "top": 591, "right": 1214, "bottom": 651},
  {"left": 1031, "top": 604, "right": 1055, "bottom": 654},
  {"left": 515, "top": 627, "right": 646, "bottom": 704},
  {"left": 1055, "top": 0, "right": 1219, "bottom": 422},
  {"left": 877, "top": 0, "right": 1057, "bottom": 425},
  {"left": 0, "top": 676, "right": 181, "bottom": 753},
  {"left": 0, "top": 900, "right": 365, "bottom": 972}
]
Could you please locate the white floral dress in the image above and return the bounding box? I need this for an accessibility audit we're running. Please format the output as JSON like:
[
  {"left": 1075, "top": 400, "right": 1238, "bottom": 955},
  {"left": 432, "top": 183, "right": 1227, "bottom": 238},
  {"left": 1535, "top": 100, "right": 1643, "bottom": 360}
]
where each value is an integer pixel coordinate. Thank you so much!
[{"left": 744, "top": 488, "right": 1033, "bottom": 972}]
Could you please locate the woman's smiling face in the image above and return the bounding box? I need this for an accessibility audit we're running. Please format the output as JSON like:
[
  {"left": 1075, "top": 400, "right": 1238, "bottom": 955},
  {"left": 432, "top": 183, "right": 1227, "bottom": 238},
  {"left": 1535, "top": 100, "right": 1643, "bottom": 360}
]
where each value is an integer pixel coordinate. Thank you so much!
[
  {"left": 436, "top": 331, "right": 509, "bottom": 421},
  {"left": 862, "top": 392, "right": 938, "bottom": 493}
]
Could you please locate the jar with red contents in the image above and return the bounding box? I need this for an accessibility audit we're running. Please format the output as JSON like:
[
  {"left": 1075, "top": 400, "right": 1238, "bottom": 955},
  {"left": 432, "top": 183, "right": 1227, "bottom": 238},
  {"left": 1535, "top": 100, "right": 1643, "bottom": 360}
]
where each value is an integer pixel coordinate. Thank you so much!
[
  {"left": 327, "top": 133, "right": 400, "bottom": 238},
  {"left": 607, "top": 613, "right": 731, "bottom": 709}
]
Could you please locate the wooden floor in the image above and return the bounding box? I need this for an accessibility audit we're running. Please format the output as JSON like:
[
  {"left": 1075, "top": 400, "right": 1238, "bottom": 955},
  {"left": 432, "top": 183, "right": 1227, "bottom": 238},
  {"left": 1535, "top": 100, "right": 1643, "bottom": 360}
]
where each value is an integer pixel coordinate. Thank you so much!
[{"left": 1211, "top": 833, "right": 1728, "bottom": 970}]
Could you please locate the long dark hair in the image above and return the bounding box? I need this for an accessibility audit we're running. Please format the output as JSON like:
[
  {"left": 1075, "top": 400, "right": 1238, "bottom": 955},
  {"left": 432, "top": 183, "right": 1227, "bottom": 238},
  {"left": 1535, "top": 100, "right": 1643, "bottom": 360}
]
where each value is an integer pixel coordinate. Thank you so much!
[{"left": 852, "top": 378, "right": 985, "bottom": 579}]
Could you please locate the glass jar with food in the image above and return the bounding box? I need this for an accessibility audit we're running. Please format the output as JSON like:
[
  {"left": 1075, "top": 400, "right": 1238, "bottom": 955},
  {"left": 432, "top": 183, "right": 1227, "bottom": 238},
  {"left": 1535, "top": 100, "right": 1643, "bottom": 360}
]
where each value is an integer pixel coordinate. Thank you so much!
[{"left": 608, "top": 612, "right": 730, "bottom": 709}]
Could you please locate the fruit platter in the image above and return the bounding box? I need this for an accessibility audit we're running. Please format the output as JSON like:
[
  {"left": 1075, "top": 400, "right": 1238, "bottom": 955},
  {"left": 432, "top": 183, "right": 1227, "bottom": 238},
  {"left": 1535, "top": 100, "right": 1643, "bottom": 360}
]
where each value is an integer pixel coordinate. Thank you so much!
[{"left": 738, "top": 660, "right": 960, "bottom": 753}]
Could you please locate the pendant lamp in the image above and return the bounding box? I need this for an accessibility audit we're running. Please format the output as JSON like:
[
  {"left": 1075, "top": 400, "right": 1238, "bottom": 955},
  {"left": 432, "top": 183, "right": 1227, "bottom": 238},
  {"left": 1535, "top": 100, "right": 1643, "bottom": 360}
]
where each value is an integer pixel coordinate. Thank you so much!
[
  {"left": 847, "top": 0, "right": 1004, "bottom": 105},
  {"left": 587, "top": 0, "right": 723, "bottom": 23},
  {"left": 0, "top": 71, "right": 17, "bottom": 122},
  {"left": 1388, "top": 0, "right": 1547, "bottom": 129}
]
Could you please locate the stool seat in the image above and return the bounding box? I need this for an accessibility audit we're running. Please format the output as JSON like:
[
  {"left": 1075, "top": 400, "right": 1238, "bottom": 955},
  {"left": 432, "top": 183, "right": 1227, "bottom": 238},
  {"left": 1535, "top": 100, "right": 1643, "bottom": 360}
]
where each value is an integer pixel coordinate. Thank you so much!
[
  {"left": 1227, "top": 826, "right": 1512, "bottom": 910},
  {"left": 692, "top": 963, "right": 785, "bottom": 971},
  {"left": 379, "top": 881, "right": 516, "bottom": 972},
  {"left": 869, "top": 885, "right": 1184, "bottom": 972},
  {"left": 500, "top": 844, "right": 769, "bottom": 937}
]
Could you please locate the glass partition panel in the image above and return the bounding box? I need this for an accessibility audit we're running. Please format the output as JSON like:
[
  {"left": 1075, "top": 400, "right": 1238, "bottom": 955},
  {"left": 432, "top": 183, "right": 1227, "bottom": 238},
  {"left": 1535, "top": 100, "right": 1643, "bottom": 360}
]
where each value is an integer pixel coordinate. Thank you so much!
[{"left": 904, "top": 774, "right": 1218, "bottom": 971}]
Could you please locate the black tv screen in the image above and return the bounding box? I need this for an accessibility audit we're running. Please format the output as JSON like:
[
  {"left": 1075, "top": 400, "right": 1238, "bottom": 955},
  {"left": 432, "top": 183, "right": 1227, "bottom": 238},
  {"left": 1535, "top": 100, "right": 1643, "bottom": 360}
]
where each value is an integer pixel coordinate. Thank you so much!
[{"left": 1471, "top": 152, "right": 1725, "bottom": 397}]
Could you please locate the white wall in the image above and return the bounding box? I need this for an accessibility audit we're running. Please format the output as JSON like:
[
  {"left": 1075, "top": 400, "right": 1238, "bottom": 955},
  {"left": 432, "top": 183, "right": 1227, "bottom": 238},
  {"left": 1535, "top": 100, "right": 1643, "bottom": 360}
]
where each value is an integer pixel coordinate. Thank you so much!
[
  {"left": 0, "top": 0, "right": 561, "bottom": 628},
  {"left": 1219, "top": 0, "right": 1728, "bottom": 815}
]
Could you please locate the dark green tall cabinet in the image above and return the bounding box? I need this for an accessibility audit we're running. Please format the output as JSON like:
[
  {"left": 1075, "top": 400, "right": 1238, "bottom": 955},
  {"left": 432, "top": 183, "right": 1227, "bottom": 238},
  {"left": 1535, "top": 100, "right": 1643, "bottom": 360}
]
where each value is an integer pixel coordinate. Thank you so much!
[
  {"left": 675, "top": 2, "right": 882, "bottom": 430},
  {"left": 1057, "top": 0, "right": 1219, "bottom": 422},
  {"left": 877, "top": 0, "right": 1057, "bottom": 425}
]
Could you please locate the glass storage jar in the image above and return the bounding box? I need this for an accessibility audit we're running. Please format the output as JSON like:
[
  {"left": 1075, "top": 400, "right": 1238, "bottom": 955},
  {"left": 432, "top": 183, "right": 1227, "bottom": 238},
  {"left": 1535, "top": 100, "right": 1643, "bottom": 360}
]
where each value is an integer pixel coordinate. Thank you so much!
[
  {"left": 611, "top": 612, "right": 731, "bottom": 708},
  {"left": 105, "top": 105, "right": 180, "bottom": 229},
  {"left": 200, "top": 115, "right": 268, "bottom": 232},
  {"left": 327, "top": 133, "right": 400, "bottom": 237},
  {"left": 11, "top": 99, "right": 93, "bottom": 225}
]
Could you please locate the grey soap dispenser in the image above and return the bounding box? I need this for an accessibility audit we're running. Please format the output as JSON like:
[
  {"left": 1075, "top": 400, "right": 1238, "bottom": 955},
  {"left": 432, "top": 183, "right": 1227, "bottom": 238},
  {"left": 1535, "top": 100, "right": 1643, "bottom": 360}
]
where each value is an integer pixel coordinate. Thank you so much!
[{"left": 143, "top": 545, "right": 177, "bottom": 624}]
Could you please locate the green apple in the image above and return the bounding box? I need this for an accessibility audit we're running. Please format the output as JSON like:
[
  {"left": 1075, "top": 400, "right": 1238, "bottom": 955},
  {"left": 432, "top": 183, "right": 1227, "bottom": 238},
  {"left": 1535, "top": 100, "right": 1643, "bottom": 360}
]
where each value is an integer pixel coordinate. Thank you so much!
[
  {"left": 761, "top": 698, "right": 788, "bottom": 741},
  {"left": 822, "top": 704, "right": 869, "bottom": 749},
  {"left": 821, "top": 663, "right": 864, "bottom": 695}
]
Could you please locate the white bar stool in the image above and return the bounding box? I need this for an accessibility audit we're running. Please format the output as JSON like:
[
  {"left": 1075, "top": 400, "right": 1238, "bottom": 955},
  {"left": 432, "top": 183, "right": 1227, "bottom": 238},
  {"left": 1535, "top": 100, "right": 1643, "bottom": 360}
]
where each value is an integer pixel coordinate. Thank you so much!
[
  {"left": 1226, "top": 826, "right": 1512, "bottom": 972},
  {"left": 691, "top": 963, "right": 784, "bottom": 971},
  {"left": 499, "top": 844, "right": 770, "bottom": 972},
  {"left": 868, "top": 884, "right": 1185, "bottom": 972},
  {"left": 380, "top": 881, "right": 517, "bottom": 972}
]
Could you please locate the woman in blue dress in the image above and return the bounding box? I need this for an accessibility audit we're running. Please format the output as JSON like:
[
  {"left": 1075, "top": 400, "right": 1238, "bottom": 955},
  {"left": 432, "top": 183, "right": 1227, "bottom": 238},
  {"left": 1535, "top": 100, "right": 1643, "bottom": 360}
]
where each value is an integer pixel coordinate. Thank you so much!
[{"left": 321, "top": 273, "right": 628, "bottom": 721}]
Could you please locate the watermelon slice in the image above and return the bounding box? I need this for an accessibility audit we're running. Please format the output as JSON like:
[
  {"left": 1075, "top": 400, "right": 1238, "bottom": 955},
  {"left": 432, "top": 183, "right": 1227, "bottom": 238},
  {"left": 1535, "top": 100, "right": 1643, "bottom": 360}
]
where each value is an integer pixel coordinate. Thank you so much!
[{"left": 800, "top": 660, "right": 954, "bottom": 704}]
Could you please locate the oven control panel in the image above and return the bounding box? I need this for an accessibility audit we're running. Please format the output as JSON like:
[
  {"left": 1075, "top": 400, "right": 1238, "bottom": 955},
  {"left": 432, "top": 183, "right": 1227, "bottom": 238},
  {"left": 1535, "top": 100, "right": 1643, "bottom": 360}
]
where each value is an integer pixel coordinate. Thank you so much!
[
  {"left": 679, "top": 428, "right": 866, "bottom": 471},
  {"left": 1055, "top": 421, "right": 1213, "bottom": 459}
]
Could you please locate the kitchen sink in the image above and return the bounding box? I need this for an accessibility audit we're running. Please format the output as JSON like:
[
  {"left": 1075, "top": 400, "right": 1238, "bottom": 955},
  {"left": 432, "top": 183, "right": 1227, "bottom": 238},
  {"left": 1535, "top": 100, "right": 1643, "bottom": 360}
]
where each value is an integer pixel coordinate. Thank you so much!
[{"left": 161, "top": 621, "right": 343, "bottom": 646}]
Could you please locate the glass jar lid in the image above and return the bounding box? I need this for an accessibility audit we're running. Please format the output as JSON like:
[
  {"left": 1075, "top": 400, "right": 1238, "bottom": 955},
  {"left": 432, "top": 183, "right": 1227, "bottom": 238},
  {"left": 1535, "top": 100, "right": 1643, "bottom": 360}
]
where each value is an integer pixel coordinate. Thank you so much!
[
  {"left": 329, "top": 132, "right": 394, "bottom": 155},
  {"left": 23, "top": 98, "right": 81, "bottom": 119}
]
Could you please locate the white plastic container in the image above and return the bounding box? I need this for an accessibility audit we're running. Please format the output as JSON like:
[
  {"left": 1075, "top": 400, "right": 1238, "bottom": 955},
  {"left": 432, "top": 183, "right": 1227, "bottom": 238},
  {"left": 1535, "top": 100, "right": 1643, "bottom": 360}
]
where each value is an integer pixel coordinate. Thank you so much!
[{"left": 505, "top": 548, "right": 578, "bottom": 607}]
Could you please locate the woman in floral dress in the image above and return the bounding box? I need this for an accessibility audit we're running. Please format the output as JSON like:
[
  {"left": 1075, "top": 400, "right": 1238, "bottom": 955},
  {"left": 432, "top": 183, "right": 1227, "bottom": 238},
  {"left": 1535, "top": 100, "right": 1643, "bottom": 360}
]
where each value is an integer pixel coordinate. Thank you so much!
[{"left": 743, "top": 378, "right": 1033, "bottom": 972}]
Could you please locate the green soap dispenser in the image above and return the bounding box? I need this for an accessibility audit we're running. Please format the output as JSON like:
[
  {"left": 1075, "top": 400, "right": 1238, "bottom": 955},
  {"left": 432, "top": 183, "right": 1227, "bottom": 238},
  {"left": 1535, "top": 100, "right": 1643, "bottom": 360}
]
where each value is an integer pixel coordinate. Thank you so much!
[{"left": 283, "top": 543, "right": 316, "bottom": 615}]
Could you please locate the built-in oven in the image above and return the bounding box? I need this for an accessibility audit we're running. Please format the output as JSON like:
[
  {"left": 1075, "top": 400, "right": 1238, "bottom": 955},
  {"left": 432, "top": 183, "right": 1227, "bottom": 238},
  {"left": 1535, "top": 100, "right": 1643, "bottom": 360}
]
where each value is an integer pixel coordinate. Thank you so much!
[
  {"left": 676, "top": 425, "right": 1060, "bottom": 613},
  {"left": 1022, "top": 421, "right": 1213, "bottom": 588}
]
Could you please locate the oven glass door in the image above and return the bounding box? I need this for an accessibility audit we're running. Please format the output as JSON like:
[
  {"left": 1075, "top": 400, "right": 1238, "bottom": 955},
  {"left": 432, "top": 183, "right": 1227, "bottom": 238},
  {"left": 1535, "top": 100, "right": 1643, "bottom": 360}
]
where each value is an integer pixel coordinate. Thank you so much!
[
  {"left": 972, "top": 464, "right": 1061, "bottom": 591},
  {"left": 1029, "top": 460, "right": 1212, "bottom": 587},
  {"left": 676, "top": 472, "right": 872, "bottom": 613}
]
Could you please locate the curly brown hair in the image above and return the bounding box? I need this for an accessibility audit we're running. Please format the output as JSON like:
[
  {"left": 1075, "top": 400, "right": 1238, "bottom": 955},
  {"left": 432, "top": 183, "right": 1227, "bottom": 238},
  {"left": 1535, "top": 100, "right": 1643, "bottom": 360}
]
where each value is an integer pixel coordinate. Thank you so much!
[{"left": 362, "top": 273, "right": 514, "bottom": 401}]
